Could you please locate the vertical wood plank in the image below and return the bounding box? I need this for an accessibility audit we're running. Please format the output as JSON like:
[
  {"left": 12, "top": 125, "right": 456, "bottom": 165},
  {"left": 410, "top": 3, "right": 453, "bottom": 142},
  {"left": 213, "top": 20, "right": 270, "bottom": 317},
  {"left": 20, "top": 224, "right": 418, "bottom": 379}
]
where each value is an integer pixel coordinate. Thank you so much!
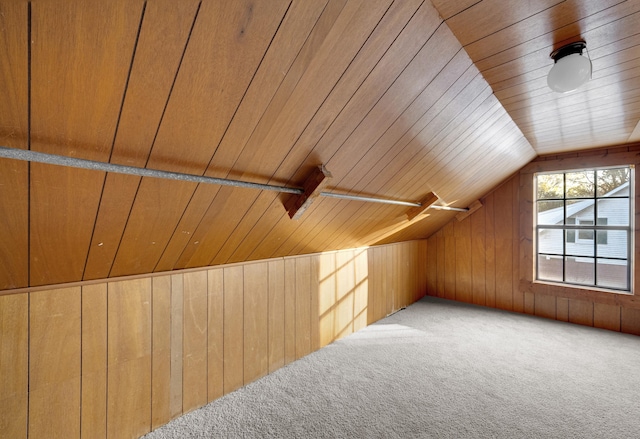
[
  {"left": 223, "top": 266, "right": 244, "bottom": 394},
  {"left": 207, "top": 268, "right": 224, "bottom": 402},
  {"left": 318, "top": 252, "right": 336, "bottom": 348},
  {"left": 418, "top": 240, "right": 429, "bottom": 300},
  {"left": 0, "top": 293, "right": 28, "bottom": 439},
  {"left": 29, "top": 287, "right": 81, "bottom": 439},
  {"left": 244, "top": 262, "right": 269, "bottom": 384},
  {"left": 295, "top": 257, "right": 311, "bottom": 360},
  {"left": 367, "top": 248, "right": 378, "bottom": 324},
  {"left": 471, "top": 210, "right": 486, "bottom": 305},
  {"left": 519, "top": 173, "right": 534, "bottom": 297},
  {"left": 556, "top": 297, "right": 569, "bottom": 322},
  {"left": 484, "top": 193, "right": 496, "bottom": 307},
  {"left": 454, "top": 219, "right": 472, "bottom": 303},
  {"left": 353, "top": 249, "right": 368, "bottom": 332},
  {"left": 436, "top": 231, "right": 445, "bottom": 298},
  {"left": 29, "top": 377, "right": 81, "bottom": 439},
  {"left": 568, "top": 299, "right": 594, "bottom": 327},
  {"left": 107, "top": 279, "right": 152, "bottom": 364},
  {"left": 594, "top": 303, "right": 621, "bottom": 332},
  {"left": 374, "top": 247, "right": 385, "bottom": 320},
  {"left": 284, "top": 258, "right": 296, "bottom": 364},
  {"left": 107, "top": 279, "right": 152, "bottom": 439},
  {"left": 426, "top": 236, "right": 437, "bottom": 296},
  {"left": 494, "top": 181, "right": 513, "bottom": 310},
  {"left": 512, "top": 176, "right": 523, "bottom": 313},
  {"left": 310, "top": 255, "right": 321, "bottom": 353},
  {"left": 267, "top": 260, "right": 285, "bottom": 373},
  {"left": 182, "top": 271, "right": 208, "bottom": 412},
  {"left": 169, "top": 274, "right": 183, "bottom": 417},
  {"left": 394, "top": 244, "right": 404, "bottom": 309},
  {"left": 534, "top": 293, "right": 556, "bottom": 320},
  {"left": 443, "top": 223, "right": 456, "bottom": 301},
  {"left": 81, "top": 284, "right": 107, "bottom": 439},
  {"left": 151, "top": 276, "right": 172, "bottom": 429},
  {"left": 383, "top": 246, "right": 393, "bottom": 314},
  {"left": 335, "top": 250, "right": 355, "bottom": 340},
  {"left": 621, "top": 308, "right": 640, "bottom": 336},
  {"left": 523, "top": 292, "right": 535, "bottom": 315}
]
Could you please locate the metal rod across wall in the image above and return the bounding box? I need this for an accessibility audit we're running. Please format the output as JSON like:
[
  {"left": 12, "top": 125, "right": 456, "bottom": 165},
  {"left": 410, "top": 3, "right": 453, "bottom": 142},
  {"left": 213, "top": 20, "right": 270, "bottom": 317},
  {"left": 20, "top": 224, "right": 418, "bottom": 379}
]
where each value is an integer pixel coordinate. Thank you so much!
[
  {"left": 0, "top": 146, "right": 303, "bottom": 195},
  {"left": 0, "top": 146, "right": 468, "bottom": 211}
]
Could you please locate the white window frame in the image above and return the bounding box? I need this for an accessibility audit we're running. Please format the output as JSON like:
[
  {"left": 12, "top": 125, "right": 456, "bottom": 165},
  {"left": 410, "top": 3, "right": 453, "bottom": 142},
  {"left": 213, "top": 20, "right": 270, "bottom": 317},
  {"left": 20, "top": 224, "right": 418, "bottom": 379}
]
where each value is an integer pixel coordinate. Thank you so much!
[{"left": 534, "top": 166, "right": 634, "bottom": 293}]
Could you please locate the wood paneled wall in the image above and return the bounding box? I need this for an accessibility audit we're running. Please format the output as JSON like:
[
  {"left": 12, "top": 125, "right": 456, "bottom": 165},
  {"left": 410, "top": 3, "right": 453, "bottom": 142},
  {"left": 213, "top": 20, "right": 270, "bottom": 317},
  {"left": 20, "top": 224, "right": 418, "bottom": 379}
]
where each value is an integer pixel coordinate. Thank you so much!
[
  {"left": 426, "top": 146, "right": 640, "bottom": 336},
  {"left": 0, "top": 240, "right": 426, "bottom": 439}
]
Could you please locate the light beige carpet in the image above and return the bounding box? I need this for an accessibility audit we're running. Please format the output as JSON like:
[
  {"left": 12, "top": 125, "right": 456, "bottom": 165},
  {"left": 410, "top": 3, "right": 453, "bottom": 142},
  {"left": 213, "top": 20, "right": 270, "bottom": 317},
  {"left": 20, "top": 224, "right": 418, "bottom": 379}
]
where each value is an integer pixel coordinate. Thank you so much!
[{"left": 143, "top": 296, "right": 640, "bottom": 438}]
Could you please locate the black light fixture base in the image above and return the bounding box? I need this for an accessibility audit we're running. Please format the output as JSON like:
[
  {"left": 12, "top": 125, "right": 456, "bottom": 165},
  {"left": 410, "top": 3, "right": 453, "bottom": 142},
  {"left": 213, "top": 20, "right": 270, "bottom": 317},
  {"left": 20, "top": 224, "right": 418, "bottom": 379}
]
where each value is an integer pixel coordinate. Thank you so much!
[{"left": 550, "top": 41, "right": 586, "bottom": 62}]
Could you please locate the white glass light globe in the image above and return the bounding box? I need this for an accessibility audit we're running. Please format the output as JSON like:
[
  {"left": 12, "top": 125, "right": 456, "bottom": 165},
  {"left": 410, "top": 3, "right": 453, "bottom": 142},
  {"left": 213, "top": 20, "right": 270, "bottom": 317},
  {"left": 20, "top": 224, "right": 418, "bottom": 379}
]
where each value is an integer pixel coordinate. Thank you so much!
[{"left": 547, "top": 53, "right": 592, "bottom": 93}]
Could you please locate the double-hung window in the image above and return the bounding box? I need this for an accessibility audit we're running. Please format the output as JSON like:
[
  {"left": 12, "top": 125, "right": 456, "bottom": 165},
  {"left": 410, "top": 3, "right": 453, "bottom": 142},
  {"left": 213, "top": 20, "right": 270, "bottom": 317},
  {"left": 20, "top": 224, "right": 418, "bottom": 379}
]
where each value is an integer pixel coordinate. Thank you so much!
[{"left": 535, "top": 166, "right": 633, "bottom": 292}]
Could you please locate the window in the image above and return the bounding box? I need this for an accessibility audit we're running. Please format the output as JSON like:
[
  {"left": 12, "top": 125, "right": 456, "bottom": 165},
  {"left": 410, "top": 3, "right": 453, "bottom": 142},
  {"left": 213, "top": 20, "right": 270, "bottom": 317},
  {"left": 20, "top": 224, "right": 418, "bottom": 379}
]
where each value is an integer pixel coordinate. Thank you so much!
[{"left": 535, "top": 166, "right": 632, "bottom": 291}]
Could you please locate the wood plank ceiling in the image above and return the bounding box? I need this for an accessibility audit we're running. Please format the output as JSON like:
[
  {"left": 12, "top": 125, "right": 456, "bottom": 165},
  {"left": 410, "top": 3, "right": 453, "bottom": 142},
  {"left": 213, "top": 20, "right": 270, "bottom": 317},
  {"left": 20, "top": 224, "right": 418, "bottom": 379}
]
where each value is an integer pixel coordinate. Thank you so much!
[{"left": 0, "top": 0, "right": 638, "bottom": 290}]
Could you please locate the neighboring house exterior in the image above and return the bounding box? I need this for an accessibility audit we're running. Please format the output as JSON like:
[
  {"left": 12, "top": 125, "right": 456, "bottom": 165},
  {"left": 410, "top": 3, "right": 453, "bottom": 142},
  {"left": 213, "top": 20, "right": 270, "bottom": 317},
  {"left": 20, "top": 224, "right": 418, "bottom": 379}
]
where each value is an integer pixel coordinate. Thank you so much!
[{"left": 537, "top": 182, "right": 630, "bottom": 289}]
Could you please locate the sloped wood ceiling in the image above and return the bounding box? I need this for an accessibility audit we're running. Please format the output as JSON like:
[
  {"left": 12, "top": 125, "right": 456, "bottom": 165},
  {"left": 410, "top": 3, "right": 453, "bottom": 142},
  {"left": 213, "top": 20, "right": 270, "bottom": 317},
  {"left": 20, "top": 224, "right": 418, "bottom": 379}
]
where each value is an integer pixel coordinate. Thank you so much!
[{"left": 0, "top": 0, "right": 638, "bottom": 291}]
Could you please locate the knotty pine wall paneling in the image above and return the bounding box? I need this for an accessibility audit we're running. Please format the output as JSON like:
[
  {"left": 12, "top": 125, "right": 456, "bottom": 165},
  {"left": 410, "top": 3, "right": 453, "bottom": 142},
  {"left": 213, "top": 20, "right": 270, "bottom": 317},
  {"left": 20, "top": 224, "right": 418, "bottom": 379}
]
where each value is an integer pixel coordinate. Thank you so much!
[
  {"left": 0, "top": 241, "right": 427, "bottom": 439},
  {"left": 426, "top": 146, "right": 640, "bottom": 336}
]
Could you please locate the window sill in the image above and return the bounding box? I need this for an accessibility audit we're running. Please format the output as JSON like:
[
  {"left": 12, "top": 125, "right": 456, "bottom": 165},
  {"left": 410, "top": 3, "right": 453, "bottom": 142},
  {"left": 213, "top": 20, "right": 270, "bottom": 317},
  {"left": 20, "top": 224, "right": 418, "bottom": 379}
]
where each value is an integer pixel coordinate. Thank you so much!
[{"left": 521, "top": 279, "right": 640, "bottom": 307}]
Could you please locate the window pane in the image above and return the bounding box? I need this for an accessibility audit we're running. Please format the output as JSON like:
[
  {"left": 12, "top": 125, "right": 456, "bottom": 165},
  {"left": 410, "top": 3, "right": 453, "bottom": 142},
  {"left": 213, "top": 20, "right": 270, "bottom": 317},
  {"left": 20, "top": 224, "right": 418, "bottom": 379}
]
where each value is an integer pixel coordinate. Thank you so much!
[
  {"left": 596, "top": 230, "right": 607, "bottom": 245},
  {"left": 538, "top": 255, "right": 563, "bottom": 281},
  {"left": 597, "top": 168, "right": 630, "bottom": 197},
  {"left": 534, "top": 166, "right": 632, "bottom": 292},
  {"left": 538, "top": 229, "right": 563, "bottom": 254},
  {"left": 566, "top": 231, "right": 594, "bottom": 257},
  {"left": 537, "top": 173, "right": 563, "bottom": 199},
  {"left": 566, "top": 199, "right": 594, "bottom": 223},
  {"left": 598, "top": 230, "right": 627, "bottom": 259},
  {"left": 597, "top": 259, "right": 628, "bottom": 290},
  {"left": 577, "top": 228, "right": 594, "bottom": 241},
  {"left": 565, "top": 257, "right": 594, "bottom": 285},
  {"left": 566, "top": 171, "right": 595, "bottom": 198},
  {"left": 537, "top": 200, "right": 563, "bottom": 225},
  {"left": 597, "top": 198, "right": 629, "bottom": 226}
]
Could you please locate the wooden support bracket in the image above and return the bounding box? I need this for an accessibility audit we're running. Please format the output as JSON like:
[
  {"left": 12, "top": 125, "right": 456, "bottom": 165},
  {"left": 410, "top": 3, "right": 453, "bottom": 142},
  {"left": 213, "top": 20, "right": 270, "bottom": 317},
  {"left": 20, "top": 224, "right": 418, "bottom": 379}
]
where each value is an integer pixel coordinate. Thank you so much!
[
  {"left": 406, "top": 192, "right": 438, "bottom": 221},
  {"left": 285, "top": 165, "right": 333, "bottom": 220}
]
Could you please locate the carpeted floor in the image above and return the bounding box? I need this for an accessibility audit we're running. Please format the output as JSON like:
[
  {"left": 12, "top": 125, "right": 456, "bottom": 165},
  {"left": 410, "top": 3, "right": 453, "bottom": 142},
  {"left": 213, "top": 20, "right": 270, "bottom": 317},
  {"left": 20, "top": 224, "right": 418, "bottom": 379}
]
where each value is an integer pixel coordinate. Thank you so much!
[{"left": 143, "top": 296, "right": 640, "bottom": 438}]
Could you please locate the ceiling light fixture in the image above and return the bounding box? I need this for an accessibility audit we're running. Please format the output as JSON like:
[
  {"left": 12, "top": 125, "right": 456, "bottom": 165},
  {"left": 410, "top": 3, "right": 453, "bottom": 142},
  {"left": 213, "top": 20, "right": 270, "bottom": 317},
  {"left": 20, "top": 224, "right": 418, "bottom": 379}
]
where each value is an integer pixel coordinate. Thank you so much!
[{"left": 547, "top": 41, "right": 592, "bottom": 93}]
